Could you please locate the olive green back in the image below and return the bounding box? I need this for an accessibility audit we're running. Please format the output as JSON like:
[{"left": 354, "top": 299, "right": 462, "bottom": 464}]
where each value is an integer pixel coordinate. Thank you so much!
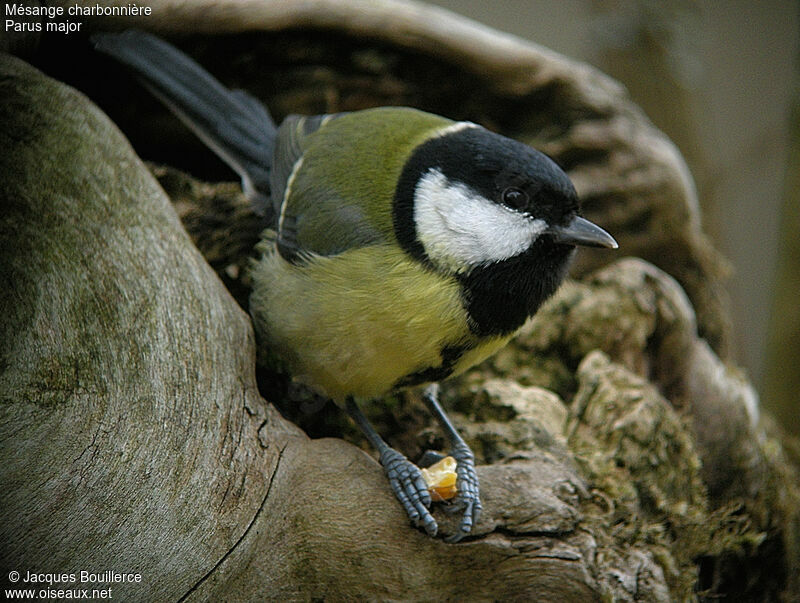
[{"left": 275, "top": 107, "right": 452, "bottom": 257}]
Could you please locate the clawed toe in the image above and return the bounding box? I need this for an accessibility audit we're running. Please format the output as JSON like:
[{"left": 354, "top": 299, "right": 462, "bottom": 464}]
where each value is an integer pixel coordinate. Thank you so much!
[
  {"left": 448, "top": 445, "right": 482, "bottom": 540},
  {"left": 346, "top": 392, "right": 481, "bottom": 542},
  {"left": 380, "top": 448, "right": 437, "bottom": 536}
]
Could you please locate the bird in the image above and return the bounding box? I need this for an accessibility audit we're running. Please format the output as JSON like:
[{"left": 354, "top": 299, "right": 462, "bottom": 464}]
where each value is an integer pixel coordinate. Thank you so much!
[{"left": 92, "top": 30, "right": 617, "bottom": 542}]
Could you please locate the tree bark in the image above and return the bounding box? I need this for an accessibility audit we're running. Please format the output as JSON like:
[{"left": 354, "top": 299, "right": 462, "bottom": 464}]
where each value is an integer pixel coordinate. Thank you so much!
[{"left": 2, "top": 2, "right": 798, "bottom": 600}]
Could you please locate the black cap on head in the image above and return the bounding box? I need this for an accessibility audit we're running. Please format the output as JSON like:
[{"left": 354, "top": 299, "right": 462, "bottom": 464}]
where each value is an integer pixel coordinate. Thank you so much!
[{"left": 428, "top": 126, "right": 578, "bottom": 220}]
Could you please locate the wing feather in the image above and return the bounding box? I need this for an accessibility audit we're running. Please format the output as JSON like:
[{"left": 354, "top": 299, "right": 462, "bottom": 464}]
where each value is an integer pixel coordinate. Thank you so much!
[{"left": 271, "top": 108, "right": 452, "bottom": 263}]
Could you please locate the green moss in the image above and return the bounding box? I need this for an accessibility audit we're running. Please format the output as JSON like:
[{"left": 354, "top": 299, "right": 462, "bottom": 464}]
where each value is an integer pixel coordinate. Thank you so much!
[{"left": 567, "top": 351, "right": 773, "bottom": 598}]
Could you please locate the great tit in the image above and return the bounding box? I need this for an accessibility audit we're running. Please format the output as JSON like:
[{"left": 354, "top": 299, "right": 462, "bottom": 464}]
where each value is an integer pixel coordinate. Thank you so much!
[{"left": 93, "top": 30, "right": 617, "bottom": 542}]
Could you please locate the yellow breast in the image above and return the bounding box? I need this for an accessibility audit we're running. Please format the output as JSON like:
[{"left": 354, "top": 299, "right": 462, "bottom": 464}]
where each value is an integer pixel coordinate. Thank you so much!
[{"left": 250, "top": 243, "right": 510, "bottom": 402}]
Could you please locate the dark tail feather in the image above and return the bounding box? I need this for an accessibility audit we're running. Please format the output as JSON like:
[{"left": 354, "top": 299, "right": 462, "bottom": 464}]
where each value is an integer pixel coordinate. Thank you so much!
[{"left": 92, "top": 30, "right": 276, "bottom": 219}]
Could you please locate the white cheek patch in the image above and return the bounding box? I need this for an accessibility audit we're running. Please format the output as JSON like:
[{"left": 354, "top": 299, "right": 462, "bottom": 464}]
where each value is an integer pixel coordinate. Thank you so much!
[{"left": 414, "top": 168, "right": 547, "bottom": 271}]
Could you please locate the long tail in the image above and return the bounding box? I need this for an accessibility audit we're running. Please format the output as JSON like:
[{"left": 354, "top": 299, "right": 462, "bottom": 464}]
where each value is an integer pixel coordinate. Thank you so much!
[{"left": 92, "top": 30, "right": 276, "bottom": 218}]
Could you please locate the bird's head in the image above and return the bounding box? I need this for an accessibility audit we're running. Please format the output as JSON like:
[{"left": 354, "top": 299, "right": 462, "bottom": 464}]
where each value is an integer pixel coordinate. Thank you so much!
[
  {"left": 393, "top": 121, "right": 617, "bottom": 335},
  {"left": 394, "top": 121, "right": 616, "bottom": 274}
]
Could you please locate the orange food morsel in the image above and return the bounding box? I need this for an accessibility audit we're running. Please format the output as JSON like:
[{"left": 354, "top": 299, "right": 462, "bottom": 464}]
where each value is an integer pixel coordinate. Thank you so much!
[{"left": 420, "top": 456, "right": 458, "bottom": 502}]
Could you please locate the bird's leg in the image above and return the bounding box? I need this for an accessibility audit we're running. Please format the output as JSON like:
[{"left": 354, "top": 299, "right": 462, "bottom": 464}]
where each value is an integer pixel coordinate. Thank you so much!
[
  {"left": 421, "top": 383, "right": 482, "bottom": 542},
  {"left": 345, "top": 397, "right": 437, "bottom": 537}
]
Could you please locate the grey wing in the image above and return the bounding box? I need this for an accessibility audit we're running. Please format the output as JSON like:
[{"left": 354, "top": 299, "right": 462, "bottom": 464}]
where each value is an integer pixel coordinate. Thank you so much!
[
  {"left": 269, "top": 114, "right": 386, "bottom": 264},
  {"left": 269, "top": 114, "right": 333, "bottom": 217},
  {"left": 269, "top": 114, "right": 331, "bottom": 261}
]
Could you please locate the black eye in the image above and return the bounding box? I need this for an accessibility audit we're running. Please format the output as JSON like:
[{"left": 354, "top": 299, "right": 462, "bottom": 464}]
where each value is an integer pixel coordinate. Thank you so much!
[{"left": 501, "top": 187, "right": 528, "bottom": 209}]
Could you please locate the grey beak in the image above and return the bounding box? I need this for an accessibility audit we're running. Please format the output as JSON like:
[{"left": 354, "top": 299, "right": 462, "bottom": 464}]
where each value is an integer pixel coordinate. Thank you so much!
[{"left": 549, "top": 215, "right": 618, "bottom": 249}]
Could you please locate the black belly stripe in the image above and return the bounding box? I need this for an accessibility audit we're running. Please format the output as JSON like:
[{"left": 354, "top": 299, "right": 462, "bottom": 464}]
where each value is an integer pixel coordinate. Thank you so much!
[{"left": 393, "top": 343, "right": 470, "bottom": 390}]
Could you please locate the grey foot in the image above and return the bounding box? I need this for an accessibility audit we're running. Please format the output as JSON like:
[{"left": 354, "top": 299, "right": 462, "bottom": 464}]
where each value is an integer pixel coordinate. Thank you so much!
[
  {"left": 379, "top": 447, "right": 437, "bottom": 536},
  {"left": 418, "top": 449, "right": 447, "bottom": 468},
  {"left": 444, "top": 443, "right": 482, "bottom": 543}
]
